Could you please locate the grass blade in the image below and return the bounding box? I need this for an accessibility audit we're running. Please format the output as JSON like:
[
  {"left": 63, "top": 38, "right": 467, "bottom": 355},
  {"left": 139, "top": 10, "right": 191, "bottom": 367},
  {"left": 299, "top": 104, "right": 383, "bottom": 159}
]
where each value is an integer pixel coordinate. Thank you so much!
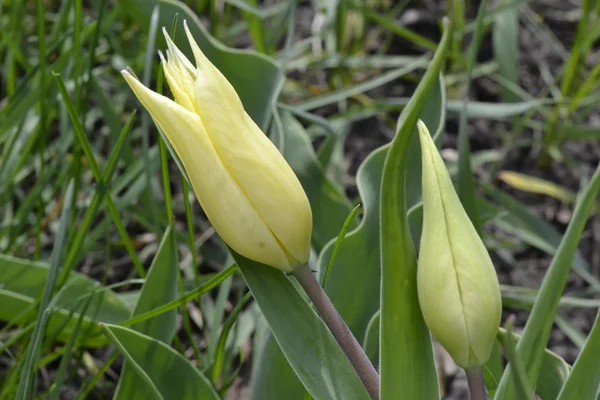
[
  {"left": 321, "top": 204, "right": 361, "bottom": 289},
  {"left": 114, "top": 226, "right": 179, "bottom": 400},
  {"left": 16, "top": 180, "right": 74, "bottom": 399},
  {"left": 556, "top": 310, "right": 600, "bottom": 400},
  {"left": 211, "top": 291, "right": 253, "bottom": 385},
  {"left": 456, "top": 0, "right": 489, "bottom": 234},
  {"left": 497, "top": 318, "right": 535, "bottom": 400},
  {"left": 53, "top": 72, "right": 145, "bottom": 278},
  {"left": 492, "top": 0, "right": 519, "bottom": 103},
  {"left": 494, "top": 162, "right": 600, "bottom": 399},
  {"left": 119, "top": 264, "right": 237, "bottom": 328}
]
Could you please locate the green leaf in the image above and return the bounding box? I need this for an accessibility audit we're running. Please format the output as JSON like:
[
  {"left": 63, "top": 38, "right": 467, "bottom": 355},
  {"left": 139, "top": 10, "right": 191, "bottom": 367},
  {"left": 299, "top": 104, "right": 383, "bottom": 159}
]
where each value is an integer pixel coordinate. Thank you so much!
[
  {"left": 379, "top": 18, "right": 452, "bottom": 400},
  {"left": 555, "top": 314, "right": 587, "bottom": 349},
  {"left": 498, "top": 322, "right": 535, "bottom": 400},
  {"left": 278, "top": 111, "right": 356, "bottom": 252},
  {"left": 487, "top": 330, "right": 571, "bottom": 400},
  {"left": 494, "top": 163, "right": 600, "bottom": 399},
  {"left": 101, "top": 323, "right": 219, "bottom": 400},
  {"left": 365, "top": 309, "right": 570, "bottom": 400},
  {"left": 484, "top": 342, "right": 505, "bottom": 397},
  {"left": 501, "top": 285, "right": 600, "bottom": 310},
  {"left": 236, "top": 255, "right": 370, "bottom": 400},
  {"left": 253, "top": 73, "right": 446, "bottom": 400},
  {"left": 321, "top": 204, "right": 362, "bottom": 289},
  {"left": 118, "top": 0, "right": 283, "bottom": 129},
  {"left": 362, "top": 312, "right": 380, "bottom": 370},
  {"left": 317, "top": 74, "right": 446, "bottom": 345},
  {"left": 456, "top": 0, "right": 489, "bottom": 234},
  {"left": 250, "top": 330, "right": 307, "bottom": 400},
  {"left": 555, "top": 312, "right": 600, "bottom": 400},
  {"left": 114, "top": 226, "right": 179, "bottom": 400},
  {"left": 536, "top": 345, "right": 571, "bottom": 400},
  {"left": 561, "top": 125, "right": 600, "bottom": 141},
  {"left": 482, "top": 185, "right": 600, "bottom": 290},
  {"left": 211, "top": 291, "right": 253, "bottom": 385},
  {"left": 17, "top": 181, "right": 74, "bottom": 400},
  {"left": 492, "top": 0, "right": 520, "bottom": 103},
  {"left": 445, "top": 99, "right": 547, "bottom": 119},
  {"left": 497, "top": 171, "right": 582, "bottom": 206},
  {"left": 293, "top": 61, "right": 428, "bottom": 112},
  {"left": 0, "top": 256, "right": 130, "bottom": 348}
]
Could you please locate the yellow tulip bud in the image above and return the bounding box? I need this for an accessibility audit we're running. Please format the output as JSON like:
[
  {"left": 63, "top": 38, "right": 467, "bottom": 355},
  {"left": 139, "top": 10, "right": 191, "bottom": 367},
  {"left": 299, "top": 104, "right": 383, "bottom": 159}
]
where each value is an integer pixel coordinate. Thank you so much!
[
  {"left": 416, "top": 120, "right": 501, "bottom": 369},
  {"left": 121, "top": 22, "right": 312, "bottom": 272}
]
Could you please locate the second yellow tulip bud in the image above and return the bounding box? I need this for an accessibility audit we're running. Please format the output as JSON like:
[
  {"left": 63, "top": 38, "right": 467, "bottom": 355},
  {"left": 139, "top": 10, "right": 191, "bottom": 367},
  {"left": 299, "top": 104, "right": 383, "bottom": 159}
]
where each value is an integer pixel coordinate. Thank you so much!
[{"left": 416, "top": 120, "right": 501, "bottom": 369}]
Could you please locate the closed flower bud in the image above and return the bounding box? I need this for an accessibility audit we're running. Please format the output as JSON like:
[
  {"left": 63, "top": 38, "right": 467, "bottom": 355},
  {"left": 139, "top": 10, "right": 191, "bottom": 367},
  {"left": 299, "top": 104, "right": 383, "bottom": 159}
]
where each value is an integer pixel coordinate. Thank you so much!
[
  {"left": 122, "top": 22, "right": 312, "bottom": 272},
  {"left": 416, "top": 120, "right": 501, "bottom": 369}
]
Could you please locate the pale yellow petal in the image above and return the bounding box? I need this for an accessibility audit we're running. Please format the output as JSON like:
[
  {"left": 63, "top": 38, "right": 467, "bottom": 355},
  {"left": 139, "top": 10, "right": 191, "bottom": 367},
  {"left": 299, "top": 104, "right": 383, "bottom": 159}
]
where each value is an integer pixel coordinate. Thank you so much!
[
  {"left": 159, "top": 51, "right": 195, "bottom": 112},
  {"left": 417, "top": 122, "right": 469, "bottom": 367},
  {"left": 417, "top": 120, "right": 501, "bottom": 368},
  {"left": 121, "top": 71, "right": 292, "bottom": 270},
  {"left": 178, "top": 23, "right": 312, "bottom": 264}
]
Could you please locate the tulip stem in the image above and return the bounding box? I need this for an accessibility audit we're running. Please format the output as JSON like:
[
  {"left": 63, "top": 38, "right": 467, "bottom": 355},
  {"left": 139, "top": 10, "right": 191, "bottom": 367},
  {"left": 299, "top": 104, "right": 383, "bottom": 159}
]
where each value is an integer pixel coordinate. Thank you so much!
[
  {"left": 466, "top": 368, "right": 487, "bottom": 400},
  {"left": 293, "top": 264, "right": 380, "bottom": 400}
]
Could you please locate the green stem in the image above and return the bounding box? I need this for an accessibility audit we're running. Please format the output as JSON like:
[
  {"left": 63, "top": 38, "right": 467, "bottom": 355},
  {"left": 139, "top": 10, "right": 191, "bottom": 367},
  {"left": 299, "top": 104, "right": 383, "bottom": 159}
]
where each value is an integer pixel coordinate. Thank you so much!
[
  {"left": 466, "top": 368, "right": 487, "bottom": 400},
  {"left": 293, "top": 264, "right": 380, "bottom": 400}
]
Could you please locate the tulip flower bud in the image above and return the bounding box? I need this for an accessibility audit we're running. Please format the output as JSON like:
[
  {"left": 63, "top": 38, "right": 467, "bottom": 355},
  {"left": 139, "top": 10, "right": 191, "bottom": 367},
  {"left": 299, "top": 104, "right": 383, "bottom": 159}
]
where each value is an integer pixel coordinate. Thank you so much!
[
  {"left": 121, "top": 22, "right": 312, "bottom": 272},
  {"left": 416, "top": 120, "right": 501, "bottom": 369}
]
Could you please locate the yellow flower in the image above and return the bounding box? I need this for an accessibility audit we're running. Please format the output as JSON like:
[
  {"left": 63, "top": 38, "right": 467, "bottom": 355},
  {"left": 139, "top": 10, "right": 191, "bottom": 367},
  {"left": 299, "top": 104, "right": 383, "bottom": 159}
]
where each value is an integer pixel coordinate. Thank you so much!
[
  {"left": 416, "top": 120, "right": 501, "bottom": 368},
  {"left": 122, "top": 22, "right": 312, "bottom": 272}
]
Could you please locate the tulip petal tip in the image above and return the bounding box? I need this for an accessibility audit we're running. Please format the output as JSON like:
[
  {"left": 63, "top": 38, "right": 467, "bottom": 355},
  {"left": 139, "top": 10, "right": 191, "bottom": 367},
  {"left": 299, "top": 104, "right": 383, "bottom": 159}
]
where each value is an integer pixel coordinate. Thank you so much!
[{"left": 121, "top": 66, "right": 137, "bottom": 78}]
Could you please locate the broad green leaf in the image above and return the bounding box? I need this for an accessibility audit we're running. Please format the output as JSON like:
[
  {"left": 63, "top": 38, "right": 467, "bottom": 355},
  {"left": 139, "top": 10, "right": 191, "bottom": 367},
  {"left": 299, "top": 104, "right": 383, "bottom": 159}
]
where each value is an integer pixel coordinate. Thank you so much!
[
  {"left": 536, "top": 344, "right": 571, "bottom": 400},
  {"left": 486, "top": 330, "right": 571, "bottom": 400},
  {"left": 118, "top": 0, "right": 283, "bottom": 129},
  {"left": 494, "top": 163, "right": 600, "bottom": 399},
  {"left": 114, "top": 226, "right": 179, "bottom": 400},
  {"left": 498, "top": 324, "right": 535, "bottom": 400},
  {"left": 101, "top": 324, "right": 219, "bottom": 400},
  {"left": 556, "top": 311, "right": 600, "bottom": 400},
  {"left": 236, "top": 255, "right": 370, "bottom": 400},
  {"left": 0, "top": 254, "right": 130, "bottom": 347},
  {"left": 492, "top": 0, "right": 520, "bottom": 103},
  {"left": 317, "top": 74, "right": 446, "bottom": 344},
  {"left": 250, "top": 330, "right": 306, "bottom": 400},
  {"left": 380, "top": 19, "right": 451, "bottom": 400},
  {"left": 249, "top": 109, "right": 356, "bottom": 399},
  {"left": 278, "top": 111, "right": 355, "bottom": 252}
]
